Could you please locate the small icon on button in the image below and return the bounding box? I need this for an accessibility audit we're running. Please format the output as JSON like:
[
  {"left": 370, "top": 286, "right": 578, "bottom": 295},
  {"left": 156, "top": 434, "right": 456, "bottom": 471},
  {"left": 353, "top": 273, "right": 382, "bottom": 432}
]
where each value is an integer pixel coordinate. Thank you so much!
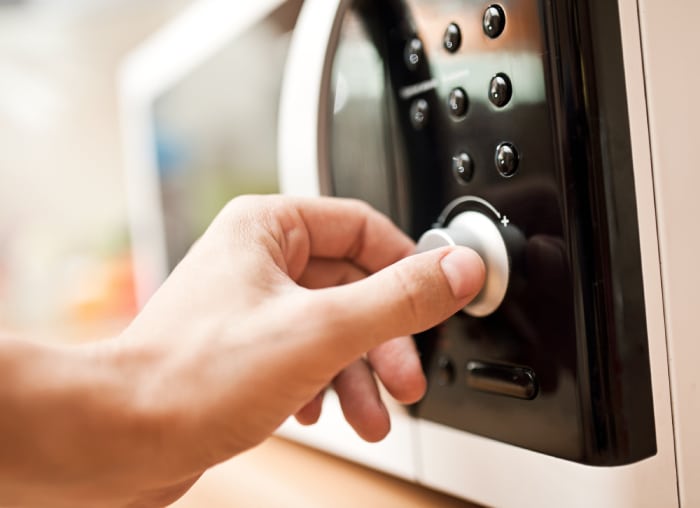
[
  {"left": 489, "top": 73, "right": 512, "bottom": 108},
  {"left": 443, "top": 23, "right": 462, "bottom": 53},
  {"left": 483, "top": 4, "right": 506, "bottom": 38},
  {"left": 410, "top": 98, "right": 429, "bottom": 130},
  {"left": 404, "top": 37, "right": 423, "bottom": 71},
  {"left": 495, "top": 142, "right": 519, "bottom": 177},
  {"left": 452, "top": 152, "right": 474, "bottom": 184},
  {"left": 448, "top": 87, "right": 468, "bottom": 119}
]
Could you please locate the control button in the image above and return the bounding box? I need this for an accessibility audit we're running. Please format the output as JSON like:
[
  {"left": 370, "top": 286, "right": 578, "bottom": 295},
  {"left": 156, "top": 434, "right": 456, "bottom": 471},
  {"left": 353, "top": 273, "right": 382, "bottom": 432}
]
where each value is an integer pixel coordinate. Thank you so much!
[
  {"left": 416, "top": 210, "right": 509, "bottom": 317},
  {"left": 409, "top": 98, "right": 429, "bottom": 130},
  {"left": 489, "top": 73, "right": 512, "bottom": 107},
  {"left": 466, "top": 361, "right": 538, "bottom": 399},
  {"left": 443, "top": 23, "right": 462, "bottom": 53},
  {"left": 404, "top": 37, "right": 424, "bottom": 71},
  {"left": 436, "top": 356, "right": 456, "bottom": 386},
  {"left": 448, "top": 87, "right": 468, "bottom": 118},
  {"left": 483, "top": 5, "right": 506, "bottom": 38},
  {"left": 452, "top": 152, "right": 474, "bottom": 184},
  {"left": 495, "top": 142, "right": 519, "bottom": 177}
]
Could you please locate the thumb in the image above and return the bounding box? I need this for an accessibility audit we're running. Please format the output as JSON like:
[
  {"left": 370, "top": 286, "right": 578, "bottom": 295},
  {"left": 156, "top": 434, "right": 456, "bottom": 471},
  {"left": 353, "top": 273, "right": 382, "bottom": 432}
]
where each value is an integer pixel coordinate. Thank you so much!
[{"left": 308, "top": 246, "right": 485, "bottom": 361}]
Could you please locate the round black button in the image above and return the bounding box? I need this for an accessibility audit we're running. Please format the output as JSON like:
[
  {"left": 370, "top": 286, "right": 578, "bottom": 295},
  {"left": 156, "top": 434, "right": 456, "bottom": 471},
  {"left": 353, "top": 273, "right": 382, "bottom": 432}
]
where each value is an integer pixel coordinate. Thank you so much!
[
  {"left": 495, "top": 142, "right": 519, "bottom": 177},
  {"left": 452, "top": 152, "right": 474, "bottom": 184},
  {"left": 489, "top": 73, "right": 512, "bottom": 107},
  {"left": 483, "top": 5, "right": 506, "bottom": 38},
  {"left": 404, "top": 37, "right": 423, "bottom": 71},
  {"left": 436, "top": 356, "right": 456, "bottom": 386},
  {"left": 410, "top": 98, "right": 429, "bottom": 130},
  {"left": 448, "top": 87, "right": 468, "bottom": 118},
  {"left": 443, "top": 23, "right": 462, "bottom": 53}
]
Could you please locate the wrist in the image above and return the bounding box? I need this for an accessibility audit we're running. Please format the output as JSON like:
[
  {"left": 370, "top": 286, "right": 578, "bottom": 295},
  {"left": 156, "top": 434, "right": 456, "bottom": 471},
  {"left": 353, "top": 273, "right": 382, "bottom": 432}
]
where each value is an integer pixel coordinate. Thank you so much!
[
  {"left": 109, "top": 326, "right": 217, "bottom": 473},
  {"left": 90, "top": 332, "right": 190, "bottom": 473},
  {"left": 0, "top": 333, "right": 187, "bottom": 506}
]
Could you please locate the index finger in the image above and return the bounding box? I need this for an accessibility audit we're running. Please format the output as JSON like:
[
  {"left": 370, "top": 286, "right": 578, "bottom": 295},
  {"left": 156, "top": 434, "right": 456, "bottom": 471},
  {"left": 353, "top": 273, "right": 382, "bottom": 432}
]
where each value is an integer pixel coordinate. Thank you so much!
[{"left": 289, "top": 196, "right": 415, "bottom": 274}]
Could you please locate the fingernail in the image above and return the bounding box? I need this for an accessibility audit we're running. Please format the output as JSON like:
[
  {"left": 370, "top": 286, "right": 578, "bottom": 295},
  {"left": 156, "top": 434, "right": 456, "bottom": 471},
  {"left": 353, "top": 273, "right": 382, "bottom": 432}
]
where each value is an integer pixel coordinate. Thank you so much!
[{"left": 440, "top": 248, "right": 485, "bottom": 299}]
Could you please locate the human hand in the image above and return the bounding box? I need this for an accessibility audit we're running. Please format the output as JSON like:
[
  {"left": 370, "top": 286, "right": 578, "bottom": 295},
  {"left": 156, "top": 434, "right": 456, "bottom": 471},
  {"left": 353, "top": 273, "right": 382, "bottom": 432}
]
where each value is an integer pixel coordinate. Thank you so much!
[{"left": 0, "top": 195, "right": 484, "bottom": 507}]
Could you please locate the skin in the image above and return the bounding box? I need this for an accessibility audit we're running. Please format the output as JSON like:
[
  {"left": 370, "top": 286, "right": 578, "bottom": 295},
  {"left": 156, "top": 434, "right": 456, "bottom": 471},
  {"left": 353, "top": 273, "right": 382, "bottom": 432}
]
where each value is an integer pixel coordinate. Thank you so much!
[{"left": 0, "top": 195, "right": 485, "bottom": 508}]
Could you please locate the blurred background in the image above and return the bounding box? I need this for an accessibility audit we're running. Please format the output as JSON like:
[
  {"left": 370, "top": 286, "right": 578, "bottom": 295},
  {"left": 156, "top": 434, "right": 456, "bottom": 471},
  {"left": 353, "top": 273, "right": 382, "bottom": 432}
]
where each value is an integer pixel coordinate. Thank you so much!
[{"left": 0, "top": 0, "right": 299, "bottom": 340}]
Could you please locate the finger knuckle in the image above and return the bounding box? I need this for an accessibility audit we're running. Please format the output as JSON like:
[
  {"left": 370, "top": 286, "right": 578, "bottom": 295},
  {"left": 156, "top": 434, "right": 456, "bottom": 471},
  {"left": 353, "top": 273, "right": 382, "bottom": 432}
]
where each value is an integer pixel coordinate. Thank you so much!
[{"left": 390, "top": 264, "right": 424, "bottom": 330}]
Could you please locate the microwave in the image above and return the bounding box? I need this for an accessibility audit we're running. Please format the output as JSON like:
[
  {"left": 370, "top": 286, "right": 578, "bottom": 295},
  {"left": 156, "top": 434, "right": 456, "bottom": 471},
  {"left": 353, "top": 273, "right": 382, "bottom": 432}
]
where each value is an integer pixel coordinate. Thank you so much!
[{"left": 121, "top": 0, "right": 699, "bottom": 506}]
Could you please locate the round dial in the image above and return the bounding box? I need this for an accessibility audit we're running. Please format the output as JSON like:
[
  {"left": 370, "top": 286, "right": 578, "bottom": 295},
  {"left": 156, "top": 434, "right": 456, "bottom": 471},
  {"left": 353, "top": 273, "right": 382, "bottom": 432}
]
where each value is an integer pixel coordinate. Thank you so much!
[{"left": 416, "top": 211, "right": 509, "bottom": 317}]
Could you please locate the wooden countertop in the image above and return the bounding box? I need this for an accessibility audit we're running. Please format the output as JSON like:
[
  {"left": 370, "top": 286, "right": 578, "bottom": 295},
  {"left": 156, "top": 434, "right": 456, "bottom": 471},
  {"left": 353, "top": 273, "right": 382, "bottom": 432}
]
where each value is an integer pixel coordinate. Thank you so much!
[{"left": 169, "top": 437, "right": 479, "bottom": 508}]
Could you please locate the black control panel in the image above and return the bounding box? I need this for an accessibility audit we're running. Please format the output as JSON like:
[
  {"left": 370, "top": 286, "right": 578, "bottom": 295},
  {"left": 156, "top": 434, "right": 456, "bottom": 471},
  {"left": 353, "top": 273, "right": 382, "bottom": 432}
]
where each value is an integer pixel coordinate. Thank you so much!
[{"left": 325, "top": 0, "right": 655, "bottom": 465}]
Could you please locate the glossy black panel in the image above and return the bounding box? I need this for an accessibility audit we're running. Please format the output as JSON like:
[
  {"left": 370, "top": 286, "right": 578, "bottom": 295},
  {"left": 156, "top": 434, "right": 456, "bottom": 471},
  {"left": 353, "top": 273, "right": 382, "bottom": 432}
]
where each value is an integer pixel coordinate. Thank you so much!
[{"left": 326, "top": 0, "right": 655, "bottom": 466}]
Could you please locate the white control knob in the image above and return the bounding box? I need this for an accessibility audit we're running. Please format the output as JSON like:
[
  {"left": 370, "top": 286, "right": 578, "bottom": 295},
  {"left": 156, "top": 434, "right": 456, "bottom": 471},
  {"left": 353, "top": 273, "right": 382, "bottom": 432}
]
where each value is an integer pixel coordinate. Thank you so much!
[{"left": 416, "top": 211, "right": 509, "bottom": 317}]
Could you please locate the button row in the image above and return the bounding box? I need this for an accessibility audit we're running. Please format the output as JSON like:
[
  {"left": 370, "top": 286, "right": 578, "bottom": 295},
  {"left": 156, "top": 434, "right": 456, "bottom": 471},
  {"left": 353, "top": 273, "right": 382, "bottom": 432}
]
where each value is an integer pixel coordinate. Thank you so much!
[
  {"left": 407, "top": 73, "right": 512, "bottom": 126},
  {"left": 405, "top": 5, "right": 509, "bottom": 72},
  {"left": 452, "top": 142, "right": 520, "bottom": 184},
  {"left": 448, "top": 74, "right": 513, "bottom": 117},
  {"left": 443, "top": 3, "right": 506, "bottom": 54}
]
